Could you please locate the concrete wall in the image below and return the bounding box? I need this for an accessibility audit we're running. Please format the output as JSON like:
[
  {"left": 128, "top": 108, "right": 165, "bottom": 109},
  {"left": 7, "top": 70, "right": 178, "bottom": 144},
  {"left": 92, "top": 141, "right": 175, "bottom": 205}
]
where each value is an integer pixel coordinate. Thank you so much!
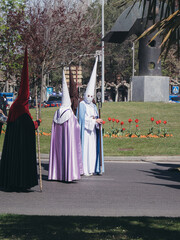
[{"left": 132, "top": 76, "right": 169, "bottom": 102}]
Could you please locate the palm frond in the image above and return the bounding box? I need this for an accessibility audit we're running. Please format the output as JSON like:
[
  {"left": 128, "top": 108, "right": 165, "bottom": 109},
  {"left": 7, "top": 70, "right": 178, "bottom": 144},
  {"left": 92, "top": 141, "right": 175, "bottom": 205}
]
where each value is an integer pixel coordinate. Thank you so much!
[
  {"left": 160, "top": 30, "right": 177, "bottom": 61},
  {"left": 115, "top": 0, "right": 180, "bottom": 58},
  {"left": 160, "top": 29, "right": 173, "bottom": 47},
  {"left": 149, "top": 29, "right": 164, "bottom": 43},
  {"left": 138, "top": 6, "right": 180, "bottom": 58},
  {"left": 136, "top": 21, "right": 161, "bottom": 40},
  {"left": 160, "top": 1, "right": 166, "bottom": 19},
  {"left": 141, "top": 0, "right": 147, "bottom": 20}
]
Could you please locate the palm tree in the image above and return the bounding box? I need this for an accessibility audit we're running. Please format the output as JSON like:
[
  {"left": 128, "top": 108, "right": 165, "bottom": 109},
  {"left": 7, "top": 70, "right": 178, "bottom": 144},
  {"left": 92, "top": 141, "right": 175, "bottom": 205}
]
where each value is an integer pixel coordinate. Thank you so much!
[{"left": 113, "top": 0, "right": 180, "bottom": 59}]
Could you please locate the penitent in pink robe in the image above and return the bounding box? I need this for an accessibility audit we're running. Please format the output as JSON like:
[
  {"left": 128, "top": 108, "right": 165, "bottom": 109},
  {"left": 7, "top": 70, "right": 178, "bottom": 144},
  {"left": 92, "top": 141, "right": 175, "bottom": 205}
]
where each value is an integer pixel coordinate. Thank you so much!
[{"left": 48, "top": 113, "right": 83, "bottom": 182}]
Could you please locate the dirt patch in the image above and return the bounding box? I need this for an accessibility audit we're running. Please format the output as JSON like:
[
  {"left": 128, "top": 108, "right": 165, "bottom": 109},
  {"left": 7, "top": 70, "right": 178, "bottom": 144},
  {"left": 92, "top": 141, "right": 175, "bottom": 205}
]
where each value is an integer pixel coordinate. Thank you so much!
[{"left": 118, "top": 148, "right": 134, "bottom": 151}]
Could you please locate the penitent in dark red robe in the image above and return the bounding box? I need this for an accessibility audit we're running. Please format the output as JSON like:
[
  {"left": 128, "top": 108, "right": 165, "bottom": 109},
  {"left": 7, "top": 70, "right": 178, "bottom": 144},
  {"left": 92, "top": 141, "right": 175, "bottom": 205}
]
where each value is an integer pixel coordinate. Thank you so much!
[{"left": 0, "top": 48, "right": 38, "bottom": 190}]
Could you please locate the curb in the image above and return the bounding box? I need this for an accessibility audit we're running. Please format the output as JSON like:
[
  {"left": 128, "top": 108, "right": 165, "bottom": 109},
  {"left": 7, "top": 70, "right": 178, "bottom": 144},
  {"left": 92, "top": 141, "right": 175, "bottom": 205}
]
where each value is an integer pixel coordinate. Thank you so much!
[
  {"left": 104, "top": 156, "right": 180, "bottom": 162},
  {"left": 39, "top": 154, "right": 180, "bottom": 163},
  {"left": 0, "top": 152, "right": 178, "bottom": 163}
]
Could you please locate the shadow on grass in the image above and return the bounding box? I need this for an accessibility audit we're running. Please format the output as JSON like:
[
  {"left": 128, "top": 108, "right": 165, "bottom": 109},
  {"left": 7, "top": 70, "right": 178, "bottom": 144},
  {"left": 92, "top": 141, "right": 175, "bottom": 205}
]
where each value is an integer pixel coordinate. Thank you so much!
[{"left": 0, "top": 215, "right": 180, "bottom": 240}]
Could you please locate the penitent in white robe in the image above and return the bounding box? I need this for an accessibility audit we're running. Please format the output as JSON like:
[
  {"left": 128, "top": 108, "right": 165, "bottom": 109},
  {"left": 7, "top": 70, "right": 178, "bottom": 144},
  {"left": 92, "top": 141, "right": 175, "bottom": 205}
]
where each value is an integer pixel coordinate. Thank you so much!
[{"left": 82, "top": 102, "right": 99, "bottom": 175}]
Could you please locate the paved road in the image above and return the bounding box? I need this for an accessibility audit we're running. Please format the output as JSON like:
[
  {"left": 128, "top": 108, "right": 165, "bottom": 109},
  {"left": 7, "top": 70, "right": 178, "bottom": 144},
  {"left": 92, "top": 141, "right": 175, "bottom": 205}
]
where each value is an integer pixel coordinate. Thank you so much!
[
  {"left": 41, "top": 154, "right": 180, "bottom": 162},
  {"left": 1, "top": 161, "right": 180, "bottom": 217}
]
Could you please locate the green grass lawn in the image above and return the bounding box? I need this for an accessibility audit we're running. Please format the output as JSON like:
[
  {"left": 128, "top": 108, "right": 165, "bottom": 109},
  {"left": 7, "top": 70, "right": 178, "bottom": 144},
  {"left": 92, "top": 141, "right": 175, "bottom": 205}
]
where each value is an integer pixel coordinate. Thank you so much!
[
  {"left": 101, "top": 102, "right": 180, "bottom": 156},
  {"left": 0, "top": 102, "right": 179, "bottom": 156},
  {"left": 0, "top": 214, "right": 180, "bottom": 240}
]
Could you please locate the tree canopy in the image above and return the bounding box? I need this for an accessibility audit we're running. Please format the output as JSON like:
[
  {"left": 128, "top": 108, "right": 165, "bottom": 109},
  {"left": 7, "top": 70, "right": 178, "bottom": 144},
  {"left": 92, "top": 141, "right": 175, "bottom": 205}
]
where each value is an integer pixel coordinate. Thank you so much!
[
  {"left": 0, "top": 0, "right": 26, "bottom": 84},
  {"left": 0, "top": 0, "right": 179, "bottom": 102}
]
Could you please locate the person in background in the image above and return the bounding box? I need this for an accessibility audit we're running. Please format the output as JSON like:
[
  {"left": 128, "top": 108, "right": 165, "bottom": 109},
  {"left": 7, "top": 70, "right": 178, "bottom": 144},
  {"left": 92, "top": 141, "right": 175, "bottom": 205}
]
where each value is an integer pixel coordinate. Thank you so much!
[
  {"left": 0, "top": 96, "right": 7, "bottom": 135},
  {"left": 69, "top": 67, "right": 79, "bottom": 115},
  {"left": 2, "top": 94, "right": 7, "bottom": 116}
]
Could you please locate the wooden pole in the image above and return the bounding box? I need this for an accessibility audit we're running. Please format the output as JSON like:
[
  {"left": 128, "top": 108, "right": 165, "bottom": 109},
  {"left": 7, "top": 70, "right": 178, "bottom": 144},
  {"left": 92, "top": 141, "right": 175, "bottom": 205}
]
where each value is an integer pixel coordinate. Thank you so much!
[
  {"left": 35, "top": 85, "right": 42, "bottom": 191},
  {"left": 96, "top": 91, "right": 103, "bottom": 175},
  {"left": 98, "top": 107, "right": 102, "bottom": 175}
]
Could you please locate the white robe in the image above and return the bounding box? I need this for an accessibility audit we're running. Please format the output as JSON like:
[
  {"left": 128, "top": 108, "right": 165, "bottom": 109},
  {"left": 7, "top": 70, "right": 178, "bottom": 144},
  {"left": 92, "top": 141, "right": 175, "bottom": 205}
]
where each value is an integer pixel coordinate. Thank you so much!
[{"left": 83, "top": 103, "right": 99, "bottom": 175}]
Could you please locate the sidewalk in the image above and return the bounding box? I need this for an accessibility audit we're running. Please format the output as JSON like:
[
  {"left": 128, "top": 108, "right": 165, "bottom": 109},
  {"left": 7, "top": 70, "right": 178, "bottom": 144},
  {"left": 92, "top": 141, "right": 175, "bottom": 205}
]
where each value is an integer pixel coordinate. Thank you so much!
[{"left": 39, "top": 153, "right": 180, "bottom": 162}]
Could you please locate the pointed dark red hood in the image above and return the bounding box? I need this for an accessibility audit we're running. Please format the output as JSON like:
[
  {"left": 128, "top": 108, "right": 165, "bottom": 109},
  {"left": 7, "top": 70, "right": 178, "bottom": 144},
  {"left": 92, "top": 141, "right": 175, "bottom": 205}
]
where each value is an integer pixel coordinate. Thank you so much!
[
  {"left": 69, "top": 67, "right": 79, "bottom": 115},
  {"left": 8, "top": 47, "right": 31, "bottom": 122}
]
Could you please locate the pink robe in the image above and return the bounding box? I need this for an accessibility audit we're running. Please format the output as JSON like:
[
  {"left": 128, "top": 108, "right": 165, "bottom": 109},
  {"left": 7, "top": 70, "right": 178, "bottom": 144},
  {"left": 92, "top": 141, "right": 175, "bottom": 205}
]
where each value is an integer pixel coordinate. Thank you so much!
[{"left": 48, "top": 113, "right": 83, "bottom": 182}]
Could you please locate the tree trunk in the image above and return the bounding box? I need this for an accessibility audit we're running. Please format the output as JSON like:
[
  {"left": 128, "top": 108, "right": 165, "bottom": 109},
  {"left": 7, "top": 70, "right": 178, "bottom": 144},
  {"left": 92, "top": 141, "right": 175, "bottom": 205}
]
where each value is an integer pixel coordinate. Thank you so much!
[
  {"left": 115, "top": 86, "right": 118, "bottom": 102},
  {"left": 128, "top": 86, "right": 131, "bottom": 101},
  {"left": 42, "top": 74, "right": 46, "bottom": 101},
  {"left": 39, "top": 60, "right": 46, "bottom": 118},
  {"left": 5, "top": 72, "right": 9, "bottom": 92},
  {"left": 35, "top": 84, "right": 42, "bottom": 191}
]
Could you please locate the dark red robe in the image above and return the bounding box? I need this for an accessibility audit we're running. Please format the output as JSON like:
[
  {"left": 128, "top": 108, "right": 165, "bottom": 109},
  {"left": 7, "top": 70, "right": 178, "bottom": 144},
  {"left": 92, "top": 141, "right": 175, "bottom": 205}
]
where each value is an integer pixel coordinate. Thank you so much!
[{"left": 0, "top": 48, "right": 38, "bottom": 190}]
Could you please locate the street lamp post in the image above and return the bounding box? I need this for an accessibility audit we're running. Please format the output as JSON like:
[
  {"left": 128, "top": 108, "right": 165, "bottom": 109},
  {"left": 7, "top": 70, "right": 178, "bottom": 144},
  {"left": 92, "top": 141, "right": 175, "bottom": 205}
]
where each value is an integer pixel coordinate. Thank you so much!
[
  {"left": 101, "top": 0, "right": 105, "bottom": 102},
  {"left": 130, "top": 42, "right": 135, "bottom": 101},
  {"left": 132, "top": 42, "right": 135, "bottom": 77}
]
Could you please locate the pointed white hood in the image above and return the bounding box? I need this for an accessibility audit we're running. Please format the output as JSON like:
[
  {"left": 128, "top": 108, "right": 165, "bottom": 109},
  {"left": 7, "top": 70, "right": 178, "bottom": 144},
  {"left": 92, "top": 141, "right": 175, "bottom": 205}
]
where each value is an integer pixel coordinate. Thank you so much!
[
  {"left": 61, "top": 70, "right": 71, "bottom": 108},
  {"left": 84, "top": 56, "right": 98, "bottom": 104},
  {"left": 54, "top": 70, "right": 72, "bottom": 124}
]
